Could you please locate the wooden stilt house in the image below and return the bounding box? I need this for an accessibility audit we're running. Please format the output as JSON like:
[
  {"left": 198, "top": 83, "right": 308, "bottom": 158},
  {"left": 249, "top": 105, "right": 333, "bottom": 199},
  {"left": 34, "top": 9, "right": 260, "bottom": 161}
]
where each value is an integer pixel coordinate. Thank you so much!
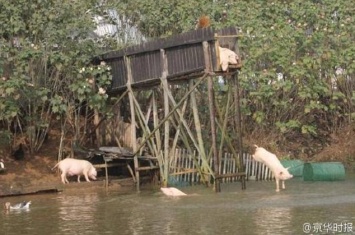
[{"left": 95, "top": 26, "right": 245, "bottom": 192}]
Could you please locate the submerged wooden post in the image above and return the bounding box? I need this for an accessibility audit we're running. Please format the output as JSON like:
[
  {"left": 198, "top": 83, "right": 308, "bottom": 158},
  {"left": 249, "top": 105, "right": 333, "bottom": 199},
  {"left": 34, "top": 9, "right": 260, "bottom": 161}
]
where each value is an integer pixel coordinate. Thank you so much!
[{"left": 203, "top": 41, "right": 219, "bottom": 192}]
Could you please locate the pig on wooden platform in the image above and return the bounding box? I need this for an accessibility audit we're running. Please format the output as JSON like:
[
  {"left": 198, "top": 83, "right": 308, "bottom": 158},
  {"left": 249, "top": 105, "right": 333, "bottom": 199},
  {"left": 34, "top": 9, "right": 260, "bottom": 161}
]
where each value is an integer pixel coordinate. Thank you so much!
[
  {"left": 252, "top": 145, "right": 293, "bottom": 192},
  {"left": 52, "top": 158, "right": 97, "bottom": 184}
]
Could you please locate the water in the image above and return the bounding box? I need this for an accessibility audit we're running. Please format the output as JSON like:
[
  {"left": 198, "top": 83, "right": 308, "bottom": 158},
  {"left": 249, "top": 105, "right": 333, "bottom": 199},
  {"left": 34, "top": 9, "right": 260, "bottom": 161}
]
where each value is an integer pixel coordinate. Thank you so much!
[{"left": 1, "top": 175, "right": 355, "bottom": 235}]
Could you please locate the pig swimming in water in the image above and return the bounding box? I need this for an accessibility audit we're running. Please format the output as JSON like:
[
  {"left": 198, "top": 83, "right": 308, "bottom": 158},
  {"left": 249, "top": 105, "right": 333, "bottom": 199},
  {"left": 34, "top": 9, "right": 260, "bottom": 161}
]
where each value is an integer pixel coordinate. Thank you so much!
[
  {"left": 160, "top": 187, "right": 187, "bottom": 196},
  {"left": 52, "top": 158, "right": 97, "bottom": 184},
  {"left": 252, "top": 145, "right": 293, "bottom": 192}
]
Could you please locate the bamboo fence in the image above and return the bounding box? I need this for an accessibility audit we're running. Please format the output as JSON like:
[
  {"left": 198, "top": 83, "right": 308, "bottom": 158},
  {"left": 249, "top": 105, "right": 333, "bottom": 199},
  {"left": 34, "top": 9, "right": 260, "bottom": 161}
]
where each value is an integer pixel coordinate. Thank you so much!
[{"left": 168, "top": 149, "right": 274, "bottom": 186}]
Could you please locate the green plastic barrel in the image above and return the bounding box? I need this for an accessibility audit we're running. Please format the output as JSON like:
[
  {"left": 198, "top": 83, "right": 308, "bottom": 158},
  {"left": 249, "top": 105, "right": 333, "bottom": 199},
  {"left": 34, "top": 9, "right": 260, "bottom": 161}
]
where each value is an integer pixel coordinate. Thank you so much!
[
  {"left": 303, "top": 162, "right": 345, "bottom": 181},
  {"left": 281, "top": 160, "right": 304, "bottom": 177}
]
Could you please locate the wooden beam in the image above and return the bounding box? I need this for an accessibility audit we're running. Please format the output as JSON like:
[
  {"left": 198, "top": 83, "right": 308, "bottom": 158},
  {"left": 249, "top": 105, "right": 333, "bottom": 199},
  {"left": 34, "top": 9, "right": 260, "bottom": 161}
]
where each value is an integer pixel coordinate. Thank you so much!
[
  {"left": 189, "top": 79, "right": 208, "bottom": 180},
  {"left": 162, "top": 78, "right": 214, "bottom": 181},
  {"left": 215, "top": 172, "right": 246, "bottom": 179},
  {"left": 132, "top": 74, "right": 208, "bottom": 156},
  {"left": 232, "top": 70, "right": 246, "bottom": 190},
  {"left": 160, "top": 49, "right": 170, "bottom": 187},
  {"left": 204, "top": 40, "right": 220, "bottom": 192},
  {"left": 93, "top": 163, "right": 126, "bottom": 168},
  {"left": 136, "top": 166, "right": 160, "bottom": 171},
  {"left": 126, "top": 164, "right": 136, "bottom": 183},
  {"left": 217, "top": 85, "right": 231, "bottom": 166},
  {"left": 125, "top": 56, "right": 140, "bottom": 192}
]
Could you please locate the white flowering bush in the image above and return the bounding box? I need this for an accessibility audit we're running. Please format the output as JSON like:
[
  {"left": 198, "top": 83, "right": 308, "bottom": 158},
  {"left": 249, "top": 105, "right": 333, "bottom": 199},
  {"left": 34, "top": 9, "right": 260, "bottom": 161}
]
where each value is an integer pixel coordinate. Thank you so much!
[{"left": 70, "top": 62, "right": 112, "bottom": 110}]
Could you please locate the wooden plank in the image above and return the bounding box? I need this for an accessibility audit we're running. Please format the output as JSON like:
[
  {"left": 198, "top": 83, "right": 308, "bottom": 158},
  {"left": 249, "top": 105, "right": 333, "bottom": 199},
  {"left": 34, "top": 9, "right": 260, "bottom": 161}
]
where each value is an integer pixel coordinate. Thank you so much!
[
  {"left": 215, "top": 172, "right": 246, "bottom": 179},
  {"left": 93, "top": 163, "right": 126, "bottom": 168},
  {"left": 204, "top": 40, "right": 219, "bottom": 191},
  {"left": 136, "top": 166, "right": 160, "bottom": 171},
  {"left": 99, "top": 27, "right": 213, "bottom": 60},
  {"left": 169, "top": 169, "right": 199, "bottom": 175},
  {"left": 126, "top": 164, "right": 136, "bottom": 183},
  {"left": 126, "top": 56, "right": 140, "bottom": 192},
  {"left": 105, "top": 160, "right": 109, "bottom": 189},
  {"left": 100, "top": 26, "right": 240, "bottom": 93},
  {"left": 161, "top": 48, "right": 170, "bottom": 187}
]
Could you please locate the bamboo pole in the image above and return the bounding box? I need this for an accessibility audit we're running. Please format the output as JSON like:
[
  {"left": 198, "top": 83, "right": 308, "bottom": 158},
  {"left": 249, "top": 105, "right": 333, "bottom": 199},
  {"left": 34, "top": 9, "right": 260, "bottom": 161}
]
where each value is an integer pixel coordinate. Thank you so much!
[
  {"left": 125, "top": 56, "right": 139, "bottom": 191},
  {"left": 152, "top": 91, "right": 164, "bottom": 174},
  {"left": 132, "top": 75, "right": 207, "bottom": 156},
  {"left": 232, "top": 71, "right": 246, "bottom": 189},
  {"left": 165, "top": 89, "right": 214, "bottom": 184},
  {"left": 169, "top": 98, "right": 188, "bottom": 157},
  {"left": 152, "top": 91, "right": 161, "bottom": 148},
  {"left": 160, "top": 49, "right": 170, "bottom": 187},
  {"left": 215, "top": 106, "right": 240, "bottom": 166},
  {"left": 203, "top": 41, "right": 219, "bottom": 192},
  {"left": 130, "top": 88, "right": 164, "bottom": 181},
  {"left": 217, "top": 84, "right": 231, "bottom": 171},
  {"left": 168, "top": 100, "right": 207, "bottom": 183},
  {"left": 129, "top": 90, "right": 159, "bottom": 157},
  {"left": 189, "top": 79, "right": 208, "bottom": 181}
]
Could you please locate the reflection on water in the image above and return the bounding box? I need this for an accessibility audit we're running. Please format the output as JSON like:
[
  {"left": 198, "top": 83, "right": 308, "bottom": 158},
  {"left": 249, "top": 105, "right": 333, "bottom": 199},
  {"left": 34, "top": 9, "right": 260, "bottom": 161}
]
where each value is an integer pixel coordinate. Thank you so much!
[
  {"left": 1, "top": 175, "right": 355, "bottom": 235},
  {"left": 58, "top": 194, "right": 99, "bottom": 234},
  {"left": 254, "top": 207, "right": 292, "bottom": 235}
]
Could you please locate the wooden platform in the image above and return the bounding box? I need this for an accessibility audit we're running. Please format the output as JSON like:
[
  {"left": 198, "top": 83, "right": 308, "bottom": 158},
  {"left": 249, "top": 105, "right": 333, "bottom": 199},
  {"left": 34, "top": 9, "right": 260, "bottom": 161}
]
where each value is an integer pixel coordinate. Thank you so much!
[{"left": 96, "top": 26, "right": 241, "bottom": 93}]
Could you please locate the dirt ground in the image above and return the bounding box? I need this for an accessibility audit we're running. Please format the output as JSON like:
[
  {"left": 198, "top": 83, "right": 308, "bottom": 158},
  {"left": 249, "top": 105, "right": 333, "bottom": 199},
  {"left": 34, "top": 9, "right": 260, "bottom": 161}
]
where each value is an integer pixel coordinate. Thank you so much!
[
  {"left": 0, "top": 134, "right": 66, "bottom": 196},
  {"left": 1, "top": 125, "right": 355, "bottom": 196}
]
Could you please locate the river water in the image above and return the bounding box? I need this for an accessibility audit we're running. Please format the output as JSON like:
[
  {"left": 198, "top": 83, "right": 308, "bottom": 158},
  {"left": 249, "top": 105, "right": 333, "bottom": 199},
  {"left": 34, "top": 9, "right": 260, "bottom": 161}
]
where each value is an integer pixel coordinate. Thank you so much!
[{"left": 1, "top": 174, "right": 355, "bottom": 235}]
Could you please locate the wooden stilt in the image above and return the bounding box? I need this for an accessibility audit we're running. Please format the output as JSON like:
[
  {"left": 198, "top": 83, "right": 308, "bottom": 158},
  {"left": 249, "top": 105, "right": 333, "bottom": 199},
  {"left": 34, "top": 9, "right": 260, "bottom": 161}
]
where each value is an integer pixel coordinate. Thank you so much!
[
  {"left": 160, "top": 49, "right": 170, "bottom": 187},
  {"left": 132, "top": 76, "right": 207, "bottom": 156},
  {"left": 233, "top": 71, "right": 246, "bottom": 190},
  {"left": 189, "top": 79, "right": 209, "bottom": 184},
  {"left": 105, "top": 159, "right": 109, "bottom": 189},
  {"left": 203, "top": 41, "right": 220, "bottom": 192},
  {"left": 125, "top": 56, "right": 139, "bottom": 192},
  {"left": 164, "top": 85, "right": 214, "bottom": 184}
]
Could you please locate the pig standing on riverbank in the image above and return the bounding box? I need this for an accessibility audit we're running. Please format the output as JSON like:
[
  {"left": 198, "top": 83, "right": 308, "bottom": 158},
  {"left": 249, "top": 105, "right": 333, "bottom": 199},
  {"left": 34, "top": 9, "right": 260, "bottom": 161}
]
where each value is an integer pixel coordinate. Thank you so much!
[
  {"left": 52, "top": 158, "right": 97, "bottom": 184},
  {"left": 252, "top": 145, "right": 293, "bottom": 192}
]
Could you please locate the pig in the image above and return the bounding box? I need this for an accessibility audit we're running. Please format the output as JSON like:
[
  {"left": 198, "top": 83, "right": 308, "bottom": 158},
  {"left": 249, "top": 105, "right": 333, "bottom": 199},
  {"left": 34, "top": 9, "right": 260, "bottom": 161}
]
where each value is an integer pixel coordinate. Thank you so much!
[
  {"left": 252, "top": 145, "right": 293, "bottom": 192},
  {"left": 219, "top": 46, "right": 239, "bottom": 71},
  {"left": 52, "top": 158, "right": 97, "bottom": 184},
  {"left": 160, "top": 187, "right": 187, "bottom": 196}
]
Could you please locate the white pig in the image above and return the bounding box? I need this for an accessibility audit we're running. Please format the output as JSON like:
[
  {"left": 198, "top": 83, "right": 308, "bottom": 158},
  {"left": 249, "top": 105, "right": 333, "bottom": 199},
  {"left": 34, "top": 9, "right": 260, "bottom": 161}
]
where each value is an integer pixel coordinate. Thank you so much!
[
  {"left": 52, "top": 158, "right": 97, "bottom": 184},
  {"left": 219, "top": 46, "right": 239, "bottom": 71},
  {"left": 160, "top": 187, "right": 187, "bottom": 196},
  {"left": 252, "top": 145, "right": 293, "bottom": 192}
]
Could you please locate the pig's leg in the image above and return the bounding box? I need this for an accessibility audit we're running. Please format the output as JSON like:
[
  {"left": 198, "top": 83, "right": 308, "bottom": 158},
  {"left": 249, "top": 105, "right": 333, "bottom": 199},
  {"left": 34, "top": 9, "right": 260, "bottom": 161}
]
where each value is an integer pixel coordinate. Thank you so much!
[
  {"left": 83, "top": 171, "right": 91, "bottom": 182},
  {"left": 275, "top": 178, "right": 280, "bottom": 192},
  {"left": 64, "top": 173, "right": 69, "bottom": 184},
  {"left": 281, "top": 180, "right": 285, "bottom": 189},
  {"left": 77, "top": 175, "right": 81, "bottom": 183},
  {"left": 61, "top": 172, "right": 68, "bottom": 184}
]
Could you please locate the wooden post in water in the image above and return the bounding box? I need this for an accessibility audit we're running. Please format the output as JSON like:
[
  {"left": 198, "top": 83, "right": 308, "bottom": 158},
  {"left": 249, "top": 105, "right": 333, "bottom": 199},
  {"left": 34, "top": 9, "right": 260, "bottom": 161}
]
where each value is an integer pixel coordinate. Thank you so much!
[
  {"left": 189, "top": 79, "right": 208, "bottom": 182},
  {"left": 160, "top": 49, "right": 170, "bottom": 187},
  {"left": 232, "top": 71, "right": 246, "bottom": 190},
  {"left": 203, "top": 41, "right": 219, "bottom": 192},
  {"left": 125, "top": 56, "right": 139, "bottom": 191}
]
